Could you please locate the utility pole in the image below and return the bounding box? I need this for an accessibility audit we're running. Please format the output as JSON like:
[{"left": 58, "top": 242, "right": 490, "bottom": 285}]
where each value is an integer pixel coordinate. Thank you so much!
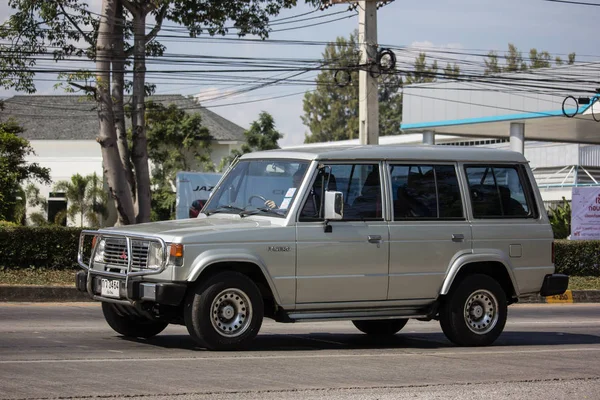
[
  {"left": 358, "top": 0, "right": 379, "bottom": 145},
  {"left": 328, "top": 0, "right": 384, "bottom": 144}
]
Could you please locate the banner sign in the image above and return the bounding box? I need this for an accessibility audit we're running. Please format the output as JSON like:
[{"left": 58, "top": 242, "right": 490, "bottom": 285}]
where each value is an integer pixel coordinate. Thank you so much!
[
  {"left": 176, "top": 172, "right": 222, "bottom": 219},
  {"left": 571, "top": 186, "right": 600, "bottom": 240}
]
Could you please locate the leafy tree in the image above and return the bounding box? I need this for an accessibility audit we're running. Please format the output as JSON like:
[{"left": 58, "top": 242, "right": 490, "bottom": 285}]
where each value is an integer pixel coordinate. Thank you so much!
[
  {"left": 505, "top": 43, "right": 528, "bottom": 73},
  {"left": 53, "top": 173, "right": 107, "bottom": 227},
  {"left": 302, "top": 32, "right": 404, "bottom": 143},
  {"left": 443, "top": 63, "right": 460, "bottom": 79},
  {"left": 405, "top": 53, "right": 439, "bottom": 85},
  {"left": 484, "top": 51, "right": 502, "bottom": 75},
  {"left": 0, "top": 121, "right": 50, "bottom": 222},
  {"left": 529, "top": 48, "right": 551, "bottom": 69},
  {"left": 219, "top": 111, "right": 283, "bottom": 171},
  {"left": 1, "top": 0, "right": 320, "bottom": 226},
  {"left": 548, "top": 198, "right": 571, "bottom": 239},
  {"left": 244, "top": 111, "right": 283, "bottom": 152},
  {"left": 484, "top": 44, "right": 576, "bottom": 75},
  {"left": 145, "top": 101, "right": 212, "bottom": 221},
  {"left": 25, "top": 183, "right": 51, "bottom": 226}
]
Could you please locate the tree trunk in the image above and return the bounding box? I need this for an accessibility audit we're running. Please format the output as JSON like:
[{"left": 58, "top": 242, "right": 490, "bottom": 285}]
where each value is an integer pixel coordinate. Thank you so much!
[
  {"left": 96, "top": 0, "right": 135, "bottom": 226},
  {"left": 112, "top": 2, "right": 136, "bottom": 203},
  {"left": 131, "top": 7, "right": 152, "bottom": 223}
]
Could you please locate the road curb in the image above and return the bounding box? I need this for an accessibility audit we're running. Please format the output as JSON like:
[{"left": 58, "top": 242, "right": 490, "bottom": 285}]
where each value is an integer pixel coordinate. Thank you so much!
[
  {"left": 0, "top": 285, "right": 599, "bottom": 303},
  {"left": 519, "top": 290, "right": 600, "bottom": 304},
  {"left": 0, "top": 285, "right": 91, "bottom": 302}
]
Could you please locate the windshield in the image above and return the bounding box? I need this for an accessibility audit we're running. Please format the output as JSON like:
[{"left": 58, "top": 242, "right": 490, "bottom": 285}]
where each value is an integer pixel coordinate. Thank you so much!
[{"left": 204, "top": 159, "right": 311, "bottom": 218}]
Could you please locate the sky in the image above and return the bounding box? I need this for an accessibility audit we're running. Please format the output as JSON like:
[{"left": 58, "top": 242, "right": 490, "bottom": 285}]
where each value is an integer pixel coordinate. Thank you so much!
[{"left": 1, "top": 0, "right": 600, "bottom": 147}]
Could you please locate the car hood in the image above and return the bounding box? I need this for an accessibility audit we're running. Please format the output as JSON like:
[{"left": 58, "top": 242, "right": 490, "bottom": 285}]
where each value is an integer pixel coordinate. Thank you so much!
[{"left": 97, "top": 215, "right": 278, "bottom": 243}]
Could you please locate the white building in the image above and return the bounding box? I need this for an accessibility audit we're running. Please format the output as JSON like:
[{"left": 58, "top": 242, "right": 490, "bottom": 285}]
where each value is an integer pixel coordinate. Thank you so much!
[
  {"left": 287, "top": 62, "right": 600, "bottom": 208},
  {"left": 1, "top": 95, "right": 244, "bottom": 226}
]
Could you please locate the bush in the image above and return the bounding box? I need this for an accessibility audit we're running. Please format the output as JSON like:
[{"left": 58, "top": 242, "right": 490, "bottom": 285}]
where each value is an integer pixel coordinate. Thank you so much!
[
  {"left": 548, "top": 198, "right": 571, "bottom": 239},
  {"left": 555, "top": 240, "right": 600, "bottom": 277},
  {"left": 0, "top": 226, "right": 83, "bottom": 270},
  {"left": 0, "top": 227, "right": 598, "bottom": 278}
]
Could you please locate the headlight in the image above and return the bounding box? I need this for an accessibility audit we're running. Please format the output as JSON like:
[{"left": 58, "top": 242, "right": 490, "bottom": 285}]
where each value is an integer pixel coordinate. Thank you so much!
[
  {"left": 93, "top": 239, "right": 106, "bottom": 263},
  {"left": 147, "top": 242, "right": 165, "bottom": 269}
]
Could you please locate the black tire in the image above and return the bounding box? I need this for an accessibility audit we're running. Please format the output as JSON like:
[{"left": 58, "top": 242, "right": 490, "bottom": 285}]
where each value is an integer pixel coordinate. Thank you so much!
[
  {"left": 352, "top": 319, "right": 408, "bottom": 335},
  {"left": 102, "top": 302, "right": 168, "bottom": 339},
  {"left": 439, "top": 274, "right": 507, "bottom": 347},
  {"left": 184, "top": 271, "right": 264, "bottom": 351}
]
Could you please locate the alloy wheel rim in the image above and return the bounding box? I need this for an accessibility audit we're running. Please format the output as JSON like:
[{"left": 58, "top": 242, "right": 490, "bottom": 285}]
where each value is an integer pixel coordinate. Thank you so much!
[
  {"left": 464, "top": 289, "right": 499, "bottom": 335},
  {"left": 210, "top": 288, "right": 252, "bottom": 338}
]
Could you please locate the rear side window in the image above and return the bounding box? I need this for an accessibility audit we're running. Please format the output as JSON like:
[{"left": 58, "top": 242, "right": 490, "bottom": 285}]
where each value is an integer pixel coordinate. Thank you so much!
[
  {"left": 390, "top": 164, "right": 463, "bottom": 220},
  {"left": 465, "top": 165, "right": 536, "bottom": 218}
]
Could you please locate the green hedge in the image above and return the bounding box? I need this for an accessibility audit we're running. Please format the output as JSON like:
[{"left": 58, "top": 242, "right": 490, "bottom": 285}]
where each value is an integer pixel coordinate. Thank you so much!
[
  {"left": 554, "top": 240, "right": 600, "bottom": 277},
  {"left": 0, "top": 226, "right": 84, "bottom": 270},
  {"left": 0, "top": 227, "right": 599, "bottom": 277}
]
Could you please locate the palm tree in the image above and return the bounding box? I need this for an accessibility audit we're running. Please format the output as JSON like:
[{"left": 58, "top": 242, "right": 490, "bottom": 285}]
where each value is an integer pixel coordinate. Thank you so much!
[
  {"left": 86, "top": 172, "right": 108, "bottom": 228},
  {"left": 54, "top": 173, "right": 107, "bottom": 227}
]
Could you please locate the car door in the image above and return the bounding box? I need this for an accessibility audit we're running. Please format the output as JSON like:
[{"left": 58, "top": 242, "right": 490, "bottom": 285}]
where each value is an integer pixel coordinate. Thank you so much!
[
  {"left": 295, "top": 162, "right": 389, "bottom": 304},
  {"left": 387, "top": 163, "right": 472, "bottom": 300}
]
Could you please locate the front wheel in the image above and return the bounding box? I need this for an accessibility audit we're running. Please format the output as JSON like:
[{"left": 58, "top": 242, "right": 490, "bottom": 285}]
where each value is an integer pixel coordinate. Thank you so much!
[
  {"left": 439, "top": 274, "right": 507, "bottom": 347},
  {"left": 184, "top": 271, "right": 264, "bottom": 351},
  {"left": 352, "top": 319, "right": 408, "bottom": 335},
  {"left": 102, "top": 302, "right": 168, "bottom": 338}
]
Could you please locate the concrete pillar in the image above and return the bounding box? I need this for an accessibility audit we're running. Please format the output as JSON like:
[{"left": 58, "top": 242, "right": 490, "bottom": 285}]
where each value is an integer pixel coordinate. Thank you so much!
[
  {"left": 510, "top": 123, "right": 525, "bottom": 154},
  {"left": 422, "top": 131, "right": 435, "bottom": 145}
]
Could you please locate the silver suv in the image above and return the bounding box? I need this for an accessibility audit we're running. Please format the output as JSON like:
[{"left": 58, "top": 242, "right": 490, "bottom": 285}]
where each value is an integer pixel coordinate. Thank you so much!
[{"left": 76, "top": 145, "right": 568, "bottom": 350}]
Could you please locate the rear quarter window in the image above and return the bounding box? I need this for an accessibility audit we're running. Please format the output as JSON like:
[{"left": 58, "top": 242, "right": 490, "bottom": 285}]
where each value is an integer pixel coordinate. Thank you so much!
[{"left": 465, "top": 165, "right": 538, "bottom": 219}]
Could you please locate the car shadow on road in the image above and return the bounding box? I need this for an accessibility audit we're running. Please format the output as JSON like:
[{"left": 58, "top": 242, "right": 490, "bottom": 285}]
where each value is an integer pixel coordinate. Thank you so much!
[{"left": 121, "top": 330, "right": 600, "bottom": 352}]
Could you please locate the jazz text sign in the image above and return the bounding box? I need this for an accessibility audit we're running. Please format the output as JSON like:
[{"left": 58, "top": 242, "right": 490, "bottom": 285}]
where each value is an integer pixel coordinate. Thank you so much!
[
  {"left": 176, "top": 171, "right": 222, "bottom": 219},
  {"left": 571, "top": 187, "right": 600, "bottom": 240}
]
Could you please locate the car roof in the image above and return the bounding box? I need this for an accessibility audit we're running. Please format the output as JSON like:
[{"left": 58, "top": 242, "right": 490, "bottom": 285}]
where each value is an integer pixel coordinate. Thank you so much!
[{"left": 240, "top": 145, "right": 527, "bottom": 163}]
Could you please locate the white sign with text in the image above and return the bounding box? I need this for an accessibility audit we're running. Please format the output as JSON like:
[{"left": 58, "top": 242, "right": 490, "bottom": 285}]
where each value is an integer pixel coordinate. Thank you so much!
[
  {"left": 571, "top": 186, "right": 600, "bottom": 240},
  {"left": 176, "top": 172, "right": 222, "bottom": 219}
]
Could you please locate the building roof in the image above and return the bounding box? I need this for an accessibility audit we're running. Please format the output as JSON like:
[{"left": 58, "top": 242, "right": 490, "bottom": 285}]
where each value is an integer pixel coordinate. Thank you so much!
[
  {"left": 401, "top": 62, "right": 600, "bottom": 144},
  {"left": 242, "top": 144, "right": 527, "bottom": 163},
  {"left": 0, "top": 94, "right": 246, "bottom": 142}
]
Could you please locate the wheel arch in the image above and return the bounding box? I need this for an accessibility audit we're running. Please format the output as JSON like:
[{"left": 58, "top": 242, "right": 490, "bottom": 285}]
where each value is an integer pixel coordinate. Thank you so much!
[
  {"left": 441, "top": 253, "right": 519, "bottom": 300},
  {"left": 187, "top": 251, "right": 281, "bottom": 312}
]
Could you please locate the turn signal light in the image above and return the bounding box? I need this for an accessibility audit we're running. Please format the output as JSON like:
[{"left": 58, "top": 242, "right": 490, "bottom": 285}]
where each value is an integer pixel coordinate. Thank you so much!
[
  {"left": 170, "top": 244, "right": 184, "bottom": 258},
  {"left": 92, "top": 236, "right": 98, "bottom": 248}
]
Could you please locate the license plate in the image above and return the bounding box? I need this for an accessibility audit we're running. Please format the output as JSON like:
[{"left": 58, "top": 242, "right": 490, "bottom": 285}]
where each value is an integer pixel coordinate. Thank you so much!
[{"left": 100, "top": 279, "right": 121, "bottom": 298}]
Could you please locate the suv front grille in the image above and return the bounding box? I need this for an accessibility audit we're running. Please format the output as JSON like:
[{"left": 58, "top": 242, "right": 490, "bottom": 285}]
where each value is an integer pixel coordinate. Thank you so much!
[{"left": 103, "top": 238, "right": 149, "bottom": 270}]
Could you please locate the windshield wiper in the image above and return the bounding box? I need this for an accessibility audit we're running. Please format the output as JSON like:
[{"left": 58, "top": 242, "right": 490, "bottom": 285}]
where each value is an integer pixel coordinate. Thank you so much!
[
  {"left": 239, "top": 207, "right": 283, "bottom": 217},
  {"left": 205, "top": 205, "right": 245, "bottom": 216}
]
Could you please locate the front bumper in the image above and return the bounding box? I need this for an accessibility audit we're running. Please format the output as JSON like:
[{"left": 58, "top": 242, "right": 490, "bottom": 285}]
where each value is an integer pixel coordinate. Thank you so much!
[
  {"left": 76, "top": 271, "right": 187, "bottom": 306},
  {"left": 539, "top": 273, "right": 569, "bottom": 297}
]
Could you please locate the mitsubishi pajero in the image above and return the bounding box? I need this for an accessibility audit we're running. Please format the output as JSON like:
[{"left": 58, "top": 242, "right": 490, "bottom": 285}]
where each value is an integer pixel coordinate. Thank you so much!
[{"left": 76, "top": 145, "right": 568, "bottom": 350}]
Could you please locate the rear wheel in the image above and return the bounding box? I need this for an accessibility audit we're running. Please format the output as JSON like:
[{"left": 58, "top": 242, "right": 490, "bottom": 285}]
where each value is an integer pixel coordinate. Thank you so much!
[
  {"left": 184, "top": 271, "right": 264, "bottom": 351},
  {"left": 352, "top": 319, "right": 408, "bottom": 335},
  {"left": 439, "top": 274, "right": 507, "bottom": 346},
  {"left": 102, "top": 302, "right": 168, "bottom": 338}
]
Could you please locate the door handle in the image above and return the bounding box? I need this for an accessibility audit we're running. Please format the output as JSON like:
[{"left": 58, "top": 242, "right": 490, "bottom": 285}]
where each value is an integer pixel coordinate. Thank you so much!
[
  {"left": 368, "top": 235, "right": 383, "bottom": 244},
  {"left": 452, "top": 234, "right": 465, "bottom": 242}
]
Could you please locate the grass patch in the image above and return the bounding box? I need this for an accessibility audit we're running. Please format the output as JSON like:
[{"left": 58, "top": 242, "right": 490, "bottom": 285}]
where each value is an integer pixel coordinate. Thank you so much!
[
  {"left": 0, "top": 269, "right": 76, "bottom": 286},
  {"left": 568, "top": 276, "right": 600, "bottom": 290},
  {"left": 0, "top": 269, "right": 599, "bottom": 290}
]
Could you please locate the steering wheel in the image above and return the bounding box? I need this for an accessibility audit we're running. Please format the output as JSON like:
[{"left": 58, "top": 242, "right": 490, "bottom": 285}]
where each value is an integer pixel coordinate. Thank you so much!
[{"left": 248, "top": 195, "right": 268, "bottom": 206}]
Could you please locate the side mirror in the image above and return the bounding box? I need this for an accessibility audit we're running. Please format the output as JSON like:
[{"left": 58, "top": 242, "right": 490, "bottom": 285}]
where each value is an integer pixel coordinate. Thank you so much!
[{"left": 324, "top": 191, "right": 344, "bottom": 220}]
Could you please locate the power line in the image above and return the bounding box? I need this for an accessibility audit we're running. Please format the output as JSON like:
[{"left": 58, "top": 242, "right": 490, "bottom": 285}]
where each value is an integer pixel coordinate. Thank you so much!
[{"left": 542, "top": 0, "right": 600, "bottom": 7}]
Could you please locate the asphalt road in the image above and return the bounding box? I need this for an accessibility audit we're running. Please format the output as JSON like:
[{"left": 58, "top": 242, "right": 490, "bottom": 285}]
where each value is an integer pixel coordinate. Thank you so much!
[{"left": 0, "top": 303, "right": 599, "bottom": 400}]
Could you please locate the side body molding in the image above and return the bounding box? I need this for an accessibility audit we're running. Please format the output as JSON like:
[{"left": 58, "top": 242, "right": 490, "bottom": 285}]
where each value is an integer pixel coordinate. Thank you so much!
[
  {"left": 187, "top": 249, "right": 282, "bottom": 305},
  {"left": 440, "top": 250, "right": 520, "bottom": 296}
]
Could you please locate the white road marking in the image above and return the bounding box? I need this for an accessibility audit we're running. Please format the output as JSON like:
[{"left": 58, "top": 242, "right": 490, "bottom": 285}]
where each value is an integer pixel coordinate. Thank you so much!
[{"left": 2, "top": 346, "right": 600, "bottom": 365}]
